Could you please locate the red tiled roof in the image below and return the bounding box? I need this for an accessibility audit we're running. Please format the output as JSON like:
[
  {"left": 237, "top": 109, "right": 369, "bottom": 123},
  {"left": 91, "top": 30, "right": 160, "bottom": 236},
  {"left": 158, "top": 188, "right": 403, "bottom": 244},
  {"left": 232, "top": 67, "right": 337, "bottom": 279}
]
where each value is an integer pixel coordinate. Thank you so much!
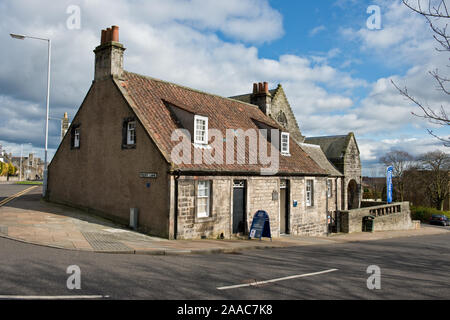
[{"left": 114, "top": 71, "right": 326, "bottom": 175}]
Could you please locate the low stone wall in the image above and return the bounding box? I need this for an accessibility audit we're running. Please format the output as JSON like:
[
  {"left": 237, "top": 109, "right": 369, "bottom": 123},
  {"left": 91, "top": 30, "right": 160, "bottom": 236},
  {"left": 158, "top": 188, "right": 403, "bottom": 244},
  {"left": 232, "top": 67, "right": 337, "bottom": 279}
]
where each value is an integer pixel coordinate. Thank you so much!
[
  {"left": 361, "top": 200, "right": 386, "bottom": 208},
  {"left": 339, "top": 202, "right": 413, "bottom": 233}
]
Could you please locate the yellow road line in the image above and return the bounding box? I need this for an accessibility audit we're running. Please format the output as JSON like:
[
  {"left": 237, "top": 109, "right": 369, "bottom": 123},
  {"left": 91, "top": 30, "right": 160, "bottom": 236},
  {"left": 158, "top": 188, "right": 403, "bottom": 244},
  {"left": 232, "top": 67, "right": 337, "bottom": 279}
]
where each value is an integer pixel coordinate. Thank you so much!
[{"left": 0, "top": 186, "right": 38, "bottom": 207}]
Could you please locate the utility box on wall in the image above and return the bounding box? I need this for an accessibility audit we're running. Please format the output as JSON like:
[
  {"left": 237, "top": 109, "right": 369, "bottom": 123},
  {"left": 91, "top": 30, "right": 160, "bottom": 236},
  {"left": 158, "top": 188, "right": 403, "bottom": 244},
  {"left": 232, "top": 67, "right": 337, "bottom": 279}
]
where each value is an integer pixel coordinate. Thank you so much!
[{"left": 130, "top": 208, "right": 139, "bottom": 230}]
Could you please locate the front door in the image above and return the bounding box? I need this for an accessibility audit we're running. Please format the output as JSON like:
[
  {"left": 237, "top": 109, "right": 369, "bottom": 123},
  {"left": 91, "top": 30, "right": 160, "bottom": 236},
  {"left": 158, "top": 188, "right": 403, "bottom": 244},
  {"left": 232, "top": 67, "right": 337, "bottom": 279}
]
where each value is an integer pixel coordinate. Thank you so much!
[
  {"left": 280, "top": 180, "right": 290, "bottom": 234},
  {"left": 233, "top": 180, "right": 246, "bottom": 234}
]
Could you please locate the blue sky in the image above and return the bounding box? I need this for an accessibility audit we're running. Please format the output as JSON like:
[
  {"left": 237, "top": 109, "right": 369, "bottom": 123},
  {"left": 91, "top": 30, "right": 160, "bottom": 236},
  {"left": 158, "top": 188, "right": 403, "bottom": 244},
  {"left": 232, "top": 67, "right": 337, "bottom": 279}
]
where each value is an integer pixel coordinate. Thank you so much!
[{"left": 0, "top": 0, "right": 448, "bottom": 176}]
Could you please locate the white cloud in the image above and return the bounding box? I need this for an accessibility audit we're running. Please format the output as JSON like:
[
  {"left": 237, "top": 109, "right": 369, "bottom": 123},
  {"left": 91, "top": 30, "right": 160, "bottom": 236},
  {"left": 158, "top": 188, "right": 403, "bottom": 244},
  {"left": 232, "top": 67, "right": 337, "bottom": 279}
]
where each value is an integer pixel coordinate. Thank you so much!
[
  {"left": 0, "top": 0, "right": 366, "bottom": 161},
  {"left": 309, "top": 25, "right": 326, "bottom": 37}
]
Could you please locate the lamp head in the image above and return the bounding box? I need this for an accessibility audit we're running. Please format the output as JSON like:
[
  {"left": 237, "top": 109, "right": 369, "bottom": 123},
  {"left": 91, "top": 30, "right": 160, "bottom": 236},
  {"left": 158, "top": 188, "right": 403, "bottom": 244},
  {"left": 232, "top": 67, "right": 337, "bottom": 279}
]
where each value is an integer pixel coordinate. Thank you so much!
[{"left": 10, "top": 33, "right": 26, "bottom": 40}]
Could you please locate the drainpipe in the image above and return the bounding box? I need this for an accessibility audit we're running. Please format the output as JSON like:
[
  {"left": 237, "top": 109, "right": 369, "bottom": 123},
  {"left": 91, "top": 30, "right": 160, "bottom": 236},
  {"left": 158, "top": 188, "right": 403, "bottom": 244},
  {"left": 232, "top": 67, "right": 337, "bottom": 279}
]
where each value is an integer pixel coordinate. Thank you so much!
[{"left": 174, "top": 170, "right": 181, "bottom": 240}]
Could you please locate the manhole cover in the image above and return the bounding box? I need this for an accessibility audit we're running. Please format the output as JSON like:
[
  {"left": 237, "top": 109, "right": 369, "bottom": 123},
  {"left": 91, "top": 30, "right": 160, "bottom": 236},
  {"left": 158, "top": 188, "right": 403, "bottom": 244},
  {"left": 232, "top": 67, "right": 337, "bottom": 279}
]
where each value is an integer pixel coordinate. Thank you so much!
[{"left": 81, "top": 232, "right": 132, "bottom": 252}]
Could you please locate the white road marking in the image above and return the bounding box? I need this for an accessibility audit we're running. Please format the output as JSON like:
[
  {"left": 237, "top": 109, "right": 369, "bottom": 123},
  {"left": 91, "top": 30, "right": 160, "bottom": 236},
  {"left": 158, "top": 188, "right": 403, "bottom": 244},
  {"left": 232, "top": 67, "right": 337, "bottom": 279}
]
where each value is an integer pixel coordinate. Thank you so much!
[
  {"left": 217, "top": 269, "right": 339, "bottom": 290},
  {"left": 0, "top": 295, "right": 109, "bottom": 300}
]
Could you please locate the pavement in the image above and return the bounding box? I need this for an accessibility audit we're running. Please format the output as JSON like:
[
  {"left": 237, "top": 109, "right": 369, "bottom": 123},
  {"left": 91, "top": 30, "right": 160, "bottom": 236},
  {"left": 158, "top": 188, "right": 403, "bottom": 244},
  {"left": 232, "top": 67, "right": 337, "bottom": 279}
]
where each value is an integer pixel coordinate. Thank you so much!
[{"left": 0, "top": 184, "right": 448, "bottom": 255}]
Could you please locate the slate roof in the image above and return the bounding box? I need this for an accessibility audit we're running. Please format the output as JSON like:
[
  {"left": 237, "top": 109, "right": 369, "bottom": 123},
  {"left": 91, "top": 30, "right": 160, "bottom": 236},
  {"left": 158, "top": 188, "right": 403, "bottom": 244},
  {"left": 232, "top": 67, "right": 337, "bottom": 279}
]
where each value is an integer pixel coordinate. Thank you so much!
[
  {"left": 297, "top": 143, "right": 343, "bottom": 177},
  {"left": 114, "top": 71, "right": 327, "bottom": 176},
  {"left": 304, "top": 134, "right": 354, "bottom": 160}
]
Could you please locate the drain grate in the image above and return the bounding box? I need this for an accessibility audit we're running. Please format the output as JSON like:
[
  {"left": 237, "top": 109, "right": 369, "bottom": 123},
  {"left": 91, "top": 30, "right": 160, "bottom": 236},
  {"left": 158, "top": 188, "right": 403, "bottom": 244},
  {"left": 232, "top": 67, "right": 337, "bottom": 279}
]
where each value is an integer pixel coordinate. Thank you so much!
[
  {"left": 0, "top": 226, "right": 7, "bottom": 235},
  {"left": 81, "top": 232, "right": 132, "bottom": 252}
]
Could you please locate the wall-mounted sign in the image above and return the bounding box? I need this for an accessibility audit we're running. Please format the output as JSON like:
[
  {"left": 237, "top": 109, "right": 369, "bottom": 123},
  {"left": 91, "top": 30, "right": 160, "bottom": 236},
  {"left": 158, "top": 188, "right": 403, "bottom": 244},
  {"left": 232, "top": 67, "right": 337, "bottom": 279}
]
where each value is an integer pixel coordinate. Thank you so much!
[
  {"left": 272, "top": 190, "right": 278, "bottom": 201},
  {"left": 140, "top": 172, "right": 157, "bottom": 179}
]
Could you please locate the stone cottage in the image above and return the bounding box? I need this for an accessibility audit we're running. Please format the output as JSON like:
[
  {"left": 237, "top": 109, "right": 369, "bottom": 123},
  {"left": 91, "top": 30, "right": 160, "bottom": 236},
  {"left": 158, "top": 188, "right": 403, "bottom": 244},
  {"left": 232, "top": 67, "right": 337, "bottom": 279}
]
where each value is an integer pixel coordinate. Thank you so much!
[{"left": 47, "top": 26, "right": 337, "bottom": 240}]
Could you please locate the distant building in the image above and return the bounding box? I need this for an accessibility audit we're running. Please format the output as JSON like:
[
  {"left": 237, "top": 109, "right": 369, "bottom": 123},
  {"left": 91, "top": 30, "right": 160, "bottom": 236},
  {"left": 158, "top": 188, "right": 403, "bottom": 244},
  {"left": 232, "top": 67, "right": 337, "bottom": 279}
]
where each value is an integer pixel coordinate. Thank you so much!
[
  {"left": 61, "top": 112, "right": 70, "bottom": 141},
  {"left": 11, "top": 153, "right": 44, "bottom": 180}
]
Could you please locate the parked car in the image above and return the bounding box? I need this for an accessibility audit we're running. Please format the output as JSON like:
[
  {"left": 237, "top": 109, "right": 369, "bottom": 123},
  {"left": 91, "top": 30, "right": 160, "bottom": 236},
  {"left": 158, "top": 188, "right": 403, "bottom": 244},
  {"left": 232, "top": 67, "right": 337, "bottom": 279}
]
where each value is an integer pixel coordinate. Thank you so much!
[{"left": 429, "top": 214, "right": 450, "bottom": 226}]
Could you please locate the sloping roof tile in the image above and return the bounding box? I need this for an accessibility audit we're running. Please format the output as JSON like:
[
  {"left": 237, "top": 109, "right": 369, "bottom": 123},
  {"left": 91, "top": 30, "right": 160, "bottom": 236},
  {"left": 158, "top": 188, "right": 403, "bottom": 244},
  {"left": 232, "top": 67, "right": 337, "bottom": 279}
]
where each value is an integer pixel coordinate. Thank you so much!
[{"left": 115, "top": 71, "right": 326, "bottom": 176}]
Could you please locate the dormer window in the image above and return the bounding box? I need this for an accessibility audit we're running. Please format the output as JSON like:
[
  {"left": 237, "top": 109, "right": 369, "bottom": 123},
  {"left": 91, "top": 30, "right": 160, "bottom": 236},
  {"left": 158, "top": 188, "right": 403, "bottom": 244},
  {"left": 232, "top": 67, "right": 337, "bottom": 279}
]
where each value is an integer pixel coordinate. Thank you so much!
[
  {"left": 281, "top": 132, "right": 290, "bottom": 155},
  {"left": 194, "top": 115, "right": 208, "bottom": 145}
]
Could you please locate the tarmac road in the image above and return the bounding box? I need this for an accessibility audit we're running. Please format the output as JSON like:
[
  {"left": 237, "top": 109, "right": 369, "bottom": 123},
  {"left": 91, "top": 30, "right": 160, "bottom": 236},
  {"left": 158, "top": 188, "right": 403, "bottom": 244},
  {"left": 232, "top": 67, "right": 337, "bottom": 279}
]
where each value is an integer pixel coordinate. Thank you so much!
[
  {"left": 0, "top": 233, "right": 449, "bottom": 300},
  {"left": 0, "top": 184, "right": 33, "bottom": 203}
]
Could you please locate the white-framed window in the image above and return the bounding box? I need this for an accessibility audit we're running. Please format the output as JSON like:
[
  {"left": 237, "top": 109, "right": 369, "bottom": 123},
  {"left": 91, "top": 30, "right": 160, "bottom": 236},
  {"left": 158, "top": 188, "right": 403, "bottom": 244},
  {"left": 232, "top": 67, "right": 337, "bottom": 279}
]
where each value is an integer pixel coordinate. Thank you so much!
[
  {"left": 74, "top": 128, "right": 80, "bottom": 148},
  {"left": 127, "top": 121, "right": 136, "bottom": 145},
  {"left": 306, "top": 179, "right": 314, "bottom": 207},
  {"left": 281, "top": 132, "right": 290, "bottom": 155},
  {"left": 327, "top": 179, "right": 332, "bottom": 198},
  {"left": 197, "top": 181, "right": 211, "bottom": 218},
  {"left": 194, "top": 115, "right": 208, "bottom": 145}
]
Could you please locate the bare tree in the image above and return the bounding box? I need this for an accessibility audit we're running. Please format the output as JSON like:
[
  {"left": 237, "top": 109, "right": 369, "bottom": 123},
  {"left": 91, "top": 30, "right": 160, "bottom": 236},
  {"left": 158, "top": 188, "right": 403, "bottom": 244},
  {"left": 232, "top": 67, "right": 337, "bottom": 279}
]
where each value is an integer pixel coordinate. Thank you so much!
[
  {"left": 380, "top": 150, "right": 415, "bottom": 201},
  {"left": 418, "top": 150, "right": 450, "bottom": 210},
  {"left": 392, "top": 0, "right": 449, "bottom": 146},
  {"left": 368, "top": 167, "right": 384, "bottom": 201}
]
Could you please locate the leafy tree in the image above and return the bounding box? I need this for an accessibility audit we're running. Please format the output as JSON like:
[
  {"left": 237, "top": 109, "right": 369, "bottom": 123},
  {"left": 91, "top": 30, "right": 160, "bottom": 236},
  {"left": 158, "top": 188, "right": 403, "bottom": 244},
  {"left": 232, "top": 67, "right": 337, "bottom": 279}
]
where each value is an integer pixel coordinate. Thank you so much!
[
  {"left": 0, "top": 162, "right": 8, "bottom": 176},
  {"left": 8, "top": 163, "right": 17, "bottom": 176}
]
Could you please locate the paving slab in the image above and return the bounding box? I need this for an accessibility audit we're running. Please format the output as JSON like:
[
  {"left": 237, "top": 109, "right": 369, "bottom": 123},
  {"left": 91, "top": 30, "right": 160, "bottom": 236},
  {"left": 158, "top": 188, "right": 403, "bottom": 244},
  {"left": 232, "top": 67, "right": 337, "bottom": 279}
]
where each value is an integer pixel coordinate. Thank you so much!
[{"left": 0, "top": 186, "right": 448, "bottom": 255}]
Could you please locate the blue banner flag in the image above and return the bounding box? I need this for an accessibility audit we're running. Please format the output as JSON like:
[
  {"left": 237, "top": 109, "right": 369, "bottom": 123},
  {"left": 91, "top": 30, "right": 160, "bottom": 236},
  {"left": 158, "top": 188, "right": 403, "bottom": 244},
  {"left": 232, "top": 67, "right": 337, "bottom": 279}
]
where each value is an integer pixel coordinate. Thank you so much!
[{"left": 387, "top": 166, "right": 393, "bottom": 204}]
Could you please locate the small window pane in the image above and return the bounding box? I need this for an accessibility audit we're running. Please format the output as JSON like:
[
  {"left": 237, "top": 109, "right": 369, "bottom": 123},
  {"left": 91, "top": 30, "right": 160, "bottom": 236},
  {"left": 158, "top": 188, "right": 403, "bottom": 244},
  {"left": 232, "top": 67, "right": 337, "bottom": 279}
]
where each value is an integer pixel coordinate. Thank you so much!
[
  {"left": 74, "top": 129, "right": 80, "bottom": 148},
  {"left": 197, "top": 181, "right": 210, "bottom": 218},
  {"left": 281, "top": 133, "right": 289, "bottom": 154},
  {"left": 194, "top": 116, "right": 208, "bottom": 144},
  {"left": 127, "top": 121, "right": 136, "bottom": 145}
]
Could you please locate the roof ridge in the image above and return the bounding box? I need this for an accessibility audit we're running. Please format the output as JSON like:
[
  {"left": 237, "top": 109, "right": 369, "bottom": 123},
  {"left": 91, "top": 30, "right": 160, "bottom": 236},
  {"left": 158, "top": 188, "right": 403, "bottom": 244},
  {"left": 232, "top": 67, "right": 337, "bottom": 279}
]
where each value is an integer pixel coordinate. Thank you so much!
[
  {"left": 306, "top": 135, "right": 348, "bottom": 139},
  {"left": 123, "top": 70, "right": 260, "bottom": 110},
  {"left": 298, "top": 142, "right": 321, "bottom": 149}
]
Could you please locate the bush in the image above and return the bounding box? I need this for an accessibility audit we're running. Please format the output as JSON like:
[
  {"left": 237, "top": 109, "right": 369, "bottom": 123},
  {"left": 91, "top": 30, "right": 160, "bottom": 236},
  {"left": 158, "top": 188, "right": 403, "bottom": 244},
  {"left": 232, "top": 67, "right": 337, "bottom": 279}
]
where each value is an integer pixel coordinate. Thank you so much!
[{"left": 411, "top": 206, "right": 450, "bottom": 222}]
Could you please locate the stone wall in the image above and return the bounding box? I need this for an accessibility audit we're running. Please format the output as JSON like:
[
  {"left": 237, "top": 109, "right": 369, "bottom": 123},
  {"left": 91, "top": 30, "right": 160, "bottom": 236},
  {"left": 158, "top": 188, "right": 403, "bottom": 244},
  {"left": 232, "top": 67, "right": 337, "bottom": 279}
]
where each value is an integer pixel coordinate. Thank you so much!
[
  {"left": 269, "top": 86, "right": 305, "bottom": 143},
  {"left": 342, "top": 135, "right": 362, "bottom": 210},
  {"left": 48, "top": 78, "right": 171, "bottom": 238},
  {"left": 339, "top": 202, "right": 413, "bottom": 233},
  {"left": 289, "top": 177, "right": 328, "bottom": 236},
  {"left": 176, "top": 177, "right": 231, "bottom": 240},
  {"left": 247, "top": 177, "right": 280, "bottom": 238},
  {"left": 175, "top": 175, "right": 328, "bottom": 239}
]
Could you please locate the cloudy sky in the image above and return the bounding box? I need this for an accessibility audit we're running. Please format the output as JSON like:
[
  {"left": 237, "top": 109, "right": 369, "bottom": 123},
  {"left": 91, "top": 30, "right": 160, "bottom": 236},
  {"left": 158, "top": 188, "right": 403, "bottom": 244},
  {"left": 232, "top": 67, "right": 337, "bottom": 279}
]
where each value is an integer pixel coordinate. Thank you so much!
[{"left": 0, "top": 0, "right": 448, "bottom": 175}]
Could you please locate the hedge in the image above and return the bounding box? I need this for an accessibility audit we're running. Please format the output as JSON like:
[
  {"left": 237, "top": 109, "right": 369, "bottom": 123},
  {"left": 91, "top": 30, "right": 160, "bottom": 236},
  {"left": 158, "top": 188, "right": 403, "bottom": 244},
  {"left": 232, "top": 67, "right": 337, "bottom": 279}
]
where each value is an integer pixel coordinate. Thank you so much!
[{"left": 411, "top": 206, "right": 450, "bottom": 222}]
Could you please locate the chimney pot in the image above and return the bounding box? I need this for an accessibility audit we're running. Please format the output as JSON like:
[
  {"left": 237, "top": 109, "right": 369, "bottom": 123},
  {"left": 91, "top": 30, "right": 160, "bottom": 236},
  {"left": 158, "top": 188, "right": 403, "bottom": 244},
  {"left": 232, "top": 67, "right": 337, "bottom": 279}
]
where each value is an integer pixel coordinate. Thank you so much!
[
  {"left": 101, "top": 30, "right": 106, "bottom": 45},
  {"left": 258, "top": 82, "right": 263, "bottom": 93},
  {"left": 106, "top": 28, "right": 112, "bottom": 42},
  {"left": 111, "top": 26, "right": 119, "bottom": 42},
  {"left": 264, "top": 82, "right": 269, "bottom": 94},
  {"left": 253, "top": 83, "right": 258, "bottom": 94}
]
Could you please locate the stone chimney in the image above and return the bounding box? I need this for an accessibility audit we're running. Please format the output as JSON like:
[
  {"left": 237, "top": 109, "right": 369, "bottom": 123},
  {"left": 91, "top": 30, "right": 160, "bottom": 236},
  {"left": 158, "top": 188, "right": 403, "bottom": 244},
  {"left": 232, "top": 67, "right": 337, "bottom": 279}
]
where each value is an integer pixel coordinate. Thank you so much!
[
  {"left": 251, "top": 82, "right": 272, "bottom": 116},
  {"left": 94, "top": 25, "right": 126, "bottom": 81},
  {"left": 61, "top": 112, "right": 69, "bottom": 141}
]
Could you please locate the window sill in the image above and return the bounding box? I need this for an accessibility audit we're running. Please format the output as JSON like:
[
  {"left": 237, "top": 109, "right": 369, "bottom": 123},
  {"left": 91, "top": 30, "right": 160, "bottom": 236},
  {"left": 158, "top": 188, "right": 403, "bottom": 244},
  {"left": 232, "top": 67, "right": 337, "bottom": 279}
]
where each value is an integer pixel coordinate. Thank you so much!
[
  {"left": 281, "top": 152, "right": 291, "bottom": 157},
  {"left": 195, "top": 216, "right": 215, "bottom": 223},
  {"left": 193, "top": 143, "right": 211, "bottom": 149},
  {"left": 122, "top": 144, "right": 136, "bottom": 150}
]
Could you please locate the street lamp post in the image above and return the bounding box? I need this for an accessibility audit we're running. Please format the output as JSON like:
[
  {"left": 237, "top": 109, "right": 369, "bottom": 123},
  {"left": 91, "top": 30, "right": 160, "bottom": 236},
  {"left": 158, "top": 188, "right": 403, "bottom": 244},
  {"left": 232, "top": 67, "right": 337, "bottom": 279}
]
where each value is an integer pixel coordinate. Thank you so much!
[{"left": 10, "top": 33, "right": 51, "bottom": 196}]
